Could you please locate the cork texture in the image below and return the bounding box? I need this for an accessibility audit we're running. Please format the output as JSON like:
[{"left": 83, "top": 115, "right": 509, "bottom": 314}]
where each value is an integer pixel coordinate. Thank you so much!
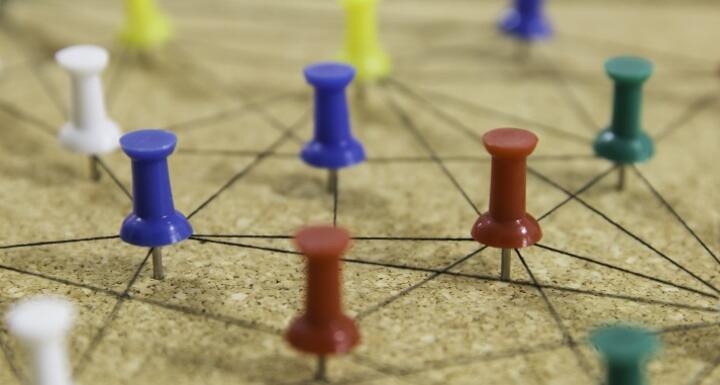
[{"left": 0, "top": 0, "right": 719, "bottom": 384}]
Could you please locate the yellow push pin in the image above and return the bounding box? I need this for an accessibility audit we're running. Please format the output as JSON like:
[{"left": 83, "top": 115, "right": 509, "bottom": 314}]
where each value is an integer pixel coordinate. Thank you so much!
[
  {"left": 339, "top": 0, "right": 391, "bottom": 82},
  {"left": 119, "top": 0, "right": 173, "bottom": 50}
]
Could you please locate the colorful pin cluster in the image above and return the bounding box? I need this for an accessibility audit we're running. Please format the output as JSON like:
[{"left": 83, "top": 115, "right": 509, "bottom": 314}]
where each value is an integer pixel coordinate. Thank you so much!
[{"left": 4, "top": 0, "right": 687, "bottom": 383}]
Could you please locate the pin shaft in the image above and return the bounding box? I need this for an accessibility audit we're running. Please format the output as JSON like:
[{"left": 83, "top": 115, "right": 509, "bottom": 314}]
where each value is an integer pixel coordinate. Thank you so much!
[
  {"left": 314, "top": 355, "right": 327, "bottom": 382},
  {"left": 617, "top": 165, "right": 625, "bottom": 191},
  {"left": 152, "top": 247, "right": 164, "bottom": 280},
  {"left": 500, "top": 248, "right": 512, "bottom": 281},
  {"left": 89, "top": 156, "right": 101, "bottom": 182},
  {"left": 327, "top": 169, "right": 338, "bottom": 195}
]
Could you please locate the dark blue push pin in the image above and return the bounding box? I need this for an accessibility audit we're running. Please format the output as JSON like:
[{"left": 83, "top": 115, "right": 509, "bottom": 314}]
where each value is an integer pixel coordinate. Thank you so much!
[
  {"left": 119, "top": 129, "right": 192, "bottom": 280},
  {"left": 499, "top": 0, "right": 552, "bottom": 41},
  {"left": 301, "top": 62, "right": 366, "bottom": 194}
]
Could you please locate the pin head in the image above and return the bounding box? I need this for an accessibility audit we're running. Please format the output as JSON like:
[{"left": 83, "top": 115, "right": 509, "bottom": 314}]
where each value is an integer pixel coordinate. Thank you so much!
[
  {"left": 294, "top": 225, "right": 351, "bottom": 260},
  {"left": 55, "top": 45, "right": 109, "bottom": 75},
  {"left": 304, "top": 63, "right": 356, "bottom": 89},
  {"left": 605, "top": 57, "right": 653, "bottom": 83},
  {"left": 6, "top": 297, "right": 75, "bottom": 342},
  {"left": 483, "top": 128, "right": 538, "bottom": 158},
  {"left": 120, "top": 129, "right": 177, "bottom": 161},
  {"left": 591, "top": 325, "right": 660, "bottom": 364},
  {"left": 498, "top": 0, "right": 553, "bottom": 41}
]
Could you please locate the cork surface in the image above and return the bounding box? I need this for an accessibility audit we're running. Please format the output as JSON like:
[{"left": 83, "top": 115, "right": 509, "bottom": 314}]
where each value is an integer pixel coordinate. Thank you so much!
[{"left": 0, "top": 0, "right": 719, "bottom": 384}]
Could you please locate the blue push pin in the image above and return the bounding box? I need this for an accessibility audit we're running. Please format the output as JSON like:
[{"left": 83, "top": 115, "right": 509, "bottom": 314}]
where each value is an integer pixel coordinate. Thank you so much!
[
  {"left": 119, "top": 129, "right": 192, "bottom": 280},
  {"left": 499, "top": 0, "right": 552, "bottom": 41},
  {"left": 301, "top": 62, "right": 366, "bottom": 194}
]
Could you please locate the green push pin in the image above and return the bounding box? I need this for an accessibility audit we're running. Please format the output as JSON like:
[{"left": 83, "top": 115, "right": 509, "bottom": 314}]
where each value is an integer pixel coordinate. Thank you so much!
[
  {"left": 591, "top": 325, "right": 660, "bottom": 385},
  {"left": 119, "top": 0, "right": 173, "bottom": 50},
  {"left": 339, "top": 0, "right": 391, "bottom": 83},
  {"left": 593, "top": 56, "right": 655, "bottom": 190}
]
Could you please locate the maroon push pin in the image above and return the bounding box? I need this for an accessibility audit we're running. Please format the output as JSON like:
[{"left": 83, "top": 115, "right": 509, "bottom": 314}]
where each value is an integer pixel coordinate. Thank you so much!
[
  {"left": 286, "top": 225, "right": 360, "bottom": 382},
  {"left": 471, "top": 128, "right": 542, "bottom": 281}
]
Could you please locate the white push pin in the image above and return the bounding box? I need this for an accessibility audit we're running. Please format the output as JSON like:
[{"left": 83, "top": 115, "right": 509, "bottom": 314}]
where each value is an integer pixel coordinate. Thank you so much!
[
  {"left": 6, "top": 297, "right": 75, "bottom": 385},
  {"left": 56, "top": 45, "right": 121, "bottom": 181}
]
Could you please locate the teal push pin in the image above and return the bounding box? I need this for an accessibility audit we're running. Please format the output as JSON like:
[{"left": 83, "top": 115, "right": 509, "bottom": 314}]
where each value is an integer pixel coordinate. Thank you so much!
[
  {"left": 593, "top": 56, "right": 655, "bottom": 190},
  {"left": 590, "top": 325, "right": 660, "bottom": 385}
]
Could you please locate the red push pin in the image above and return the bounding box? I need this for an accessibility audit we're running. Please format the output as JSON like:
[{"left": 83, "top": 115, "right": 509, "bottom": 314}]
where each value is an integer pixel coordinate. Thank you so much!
[
  {"left": 286, "top": 225, "right": 360, "bottom": 382},
  {"left": 471, "top": 128, "right": 542, "bottom": 281}
]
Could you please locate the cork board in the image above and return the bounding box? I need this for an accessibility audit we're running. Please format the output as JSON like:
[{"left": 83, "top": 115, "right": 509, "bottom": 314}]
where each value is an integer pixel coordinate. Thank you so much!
[{"left": 0, "top": 0, "right": 719, "bottom": 384}]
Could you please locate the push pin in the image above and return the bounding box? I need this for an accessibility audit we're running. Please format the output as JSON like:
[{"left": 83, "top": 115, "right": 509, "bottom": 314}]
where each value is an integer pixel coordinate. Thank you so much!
[
  {"left": 471, "top": 128, "right": 542, "bottom": 281},
  {"left": 339, "top": 0, "right": 391, "bottom": 82},
  {"left": 119, "top": 0, "right": 173, "bottom": 50},
  {"left": 593, "top": 56, "right": 655, "bottom": 191},
  {"left": 56, "top": 45, "right": 121, "bottom": 181},
  {"left": 6, "top": 296, "right": 75, "bottom": 385},
  {"left": 591, "top": 324, "right": 660, "bottom": 385},
  {"left": 286, "top": 225, "right": 360, "bottom": 382},
  {"left": 119, "top": 129, "right": 192, "bottom": 280},
  {"left": 499, "top": 0, "right": 552, "bottom": 42},
  {"left": 301, "top": 63, "right": 366, "bottom": 195}
]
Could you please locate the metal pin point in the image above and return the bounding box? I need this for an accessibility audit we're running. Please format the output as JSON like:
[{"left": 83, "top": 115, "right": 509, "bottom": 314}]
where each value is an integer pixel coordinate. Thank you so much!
[
  {"left": 314, "top": 355, "right": 327, "bottom": 382},
  {"left": 152, "top": 247, "right": 164, "bottom": 280},
  {"left": 89, "top": 156, "right": 101, "bottom": 181},
  {"left": 617, "top": 165, "right": 625, "bottom": 191},
  {"left": 500, "top": 248, "right": 512, "bottom": 281},
  {"left": 327, "top": 169, "right": 338, "bottom": 195}
]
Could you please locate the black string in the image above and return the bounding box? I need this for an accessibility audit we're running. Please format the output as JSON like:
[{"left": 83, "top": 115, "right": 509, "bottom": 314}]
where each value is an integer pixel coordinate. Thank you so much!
[
  {"left": 655, "top": 93, "right": 717, "bottom": 143},
  {"left": 536, "top": 243, "right": 717, "bottom": 298},
  {"left": 384, "top": 85, "right": 481, "bottom": 215},
  {"left": 186, "top": 109, "right": 309, "bottom": 219},
  {"left": 535, "top": 164, "right": 618, "bottom": 221},
  {"left": 0, "top": 235, "right": 118, "bottom": 250},
  {"left": 193, "top": 234, "right": 475, "bottom": 242},
  {"left": 387, "top": 77, "right": 484, "bottom": 145},
  {"left": 390, "top": 77, "right": 593, "bottom": 144},
  {"left": 355, "top": 246, "right": 486, "bottom": 320},
  {"left": 1, "top": 17, "right": 67, "bottom": 119},
  {"left": 193, "top": 234, "right": 292, "bottom": 239},
  {"left": 0, "top": 262, "right": 120, "bottom": 297},
  {"left": 72, "top": 298, "right": 126, "bottom": 375},
  {"left": 0, "top": 331, "right": 24, "bottom": 384},
  {"left": 529, "top": 166, "right": 720, "bottom": 295},
  {"left": 165, "top": 91, "right": 303, "bottom": 133},
  {"left": 175, "top": 151, "right": 597, "bottom": 164},
  {"left": 687, "top": 354, "right": 720, "bottom": 385},
  {"left": 657, "top": 321, "right": 720, "bottom": 335},
  {"left": 94, "top": 156, "right": 132, "bottom": 201},
  {"left": 0, "top": 99, "right": 56, "bottom": 136},
  {"left": 564, "top": 33, "right": 714, "bottom": 67},
  {"left": 73, "top": 248, "right": 153, "bottom": 376},
  {"left": 183, "top": 238, "right": 720, "bottom": 313},
  {"left": 352, "top": 340, "right": 566, "bottom": 378},
  {"left": 536, "top": 51, "right": 600, "bottom": 133},
  {"left": 166, "top": 41, "right": 306, "bottom": 145},
  {"left": 190, "top": 236, "right": 301, "bottom": 255},
  {"left": 632, "top": 165, "right": 720, "bottom": 266},
  {"left": 177, "top": 149, "right": 296, "bottom": 158},
  {"left": 516, "top": 249, "right": 595, "bottom": 378},
  {"left": 132, "top": 296, "right": 282, "bottom": 335}
]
